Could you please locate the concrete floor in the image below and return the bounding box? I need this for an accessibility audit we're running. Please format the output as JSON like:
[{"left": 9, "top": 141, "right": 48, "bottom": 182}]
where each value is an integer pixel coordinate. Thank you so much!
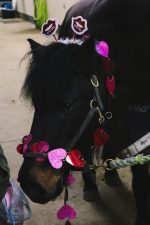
[{"left": 0, "top": 19, "right": 136, "bottom": 225}]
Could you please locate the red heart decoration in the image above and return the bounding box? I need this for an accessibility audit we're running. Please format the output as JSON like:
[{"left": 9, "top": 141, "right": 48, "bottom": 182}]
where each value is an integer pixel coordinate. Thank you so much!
[
  {"left": 17, "top": 144, "right": 23, "bottom": 154},
  {"left": 66, "top": 149, "right": 85, "bottom": 168},
  {"left": 31, "top": 141, "right": 49, "bottom": 153},
  {"left": 31, "top": 141, "right": 49, "bottom": 162},
  {"left": 94, "top": 128, "right": 109, "bottom": 147},
  {"left": 106, "top": 75, "right": 115, "bottom": 95},
  {"left": 31, "top": 143, "right": 38, "bottom": 153}
]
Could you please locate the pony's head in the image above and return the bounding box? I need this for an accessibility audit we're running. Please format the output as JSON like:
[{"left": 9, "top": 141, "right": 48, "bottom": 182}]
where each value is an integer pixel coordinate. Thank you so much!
[{"left": 18, "top": 38, "right": 106, "bottom": 203}]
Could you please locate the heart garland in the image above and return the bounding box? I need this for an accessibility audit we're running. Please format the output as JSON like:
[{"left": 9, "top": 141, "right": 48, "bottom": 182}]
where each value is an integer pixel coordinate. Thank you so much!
[
  {"left": 17, "top": 136, "right": 85, "bottom": 169},
  {"left": 95, "top": 41, "right": 116, "bottom": 97}
]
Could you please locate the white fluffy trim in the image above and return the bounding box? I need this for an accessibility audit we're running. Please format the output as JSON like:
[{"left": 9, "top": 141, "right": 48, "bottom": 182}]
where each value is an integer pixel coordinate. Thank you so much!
[{"left": 57, "top": 38, "right": 84, "bottom": 45}]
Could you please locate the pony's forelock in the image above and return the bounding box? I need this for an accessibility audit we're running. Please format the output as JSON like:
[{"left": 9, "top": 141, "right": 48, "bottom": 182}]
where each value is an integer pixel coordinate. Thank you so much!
[{"left": 21, "top": 41, "right": 93, "bottom": 109}]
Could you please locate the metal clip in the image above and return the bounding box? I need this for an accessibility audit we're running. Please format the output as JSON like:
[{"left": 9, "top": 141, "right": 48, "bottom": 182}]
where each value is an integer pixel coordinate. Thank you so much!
[
  {"left": 90, "top": 99, "right": 98, "bottom": 109},
  {"left": 91, "top": 75, "right": 99, "bottom": 87},
  {"left": 96, "top": 107, "right": 105, "bottom": 124},
  {"left": 90, "top": 100, "right": 105, "bottom": 124}
]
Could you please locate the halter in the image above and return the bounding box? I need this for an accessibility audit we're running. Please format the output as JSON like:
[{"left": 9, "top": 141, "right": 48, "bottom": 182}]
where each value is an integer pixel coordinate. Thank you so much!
[
  {"left": 22, "top": 74, "right": 109, "bottom": 163},
  {"left": 17, "top": 40, "right": 115, "bottom": 170}
]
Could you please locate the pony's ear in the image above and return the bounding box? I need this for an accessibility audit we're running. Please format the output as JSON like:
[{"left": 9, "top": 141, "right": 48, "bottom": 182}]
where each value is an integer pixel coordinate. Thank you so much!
[{"left": 27, "top": 38, "right": 44, "bottom": 58}]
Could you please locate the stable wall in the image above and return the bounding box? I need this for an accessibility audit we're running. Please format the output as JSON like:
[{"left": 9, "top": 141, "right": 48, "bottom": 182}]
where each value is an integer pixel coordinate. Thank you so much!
[
  {"left": 16, "top": 0, "right": 34, "bottom": 18},
  {"left": 16, "top": 0, "right": 77, "bottom": 24}
]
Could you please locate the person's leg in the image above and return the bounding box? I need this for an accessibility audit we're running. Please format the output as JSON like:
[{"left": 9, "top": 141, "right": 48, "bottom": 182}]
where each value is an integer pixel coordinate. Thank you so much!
[{"left": 0, "top": 145, "right": 10, "bottom": 202}]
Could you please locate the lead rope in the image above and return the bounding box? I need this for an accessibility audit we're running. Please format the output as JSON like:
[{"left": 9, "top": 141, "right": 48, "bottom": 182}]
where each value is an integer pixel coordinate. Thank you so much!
[
  {"left": 103, "top": 154, "right": 150, "bottom": 170},
  {"left": 89, "top": 154, "right": 150, "bottom": 170}
]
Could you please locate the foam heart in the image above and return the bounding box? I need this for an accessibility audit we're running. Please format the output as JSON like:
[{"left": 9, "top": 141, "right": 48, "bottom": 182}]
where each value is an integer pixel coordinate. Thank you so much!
[
  {"left": 66, "top": 174, "right": 76, "bottom": 186},
  {"left": 48, "top": 148, "right": 67, "bottom": 169},
  {"left": 30, "top": 143, "right": 38, "bottom": 153},
  {"left": 17, "top": 144, "right": 23, "bottom": 154},
  {"left": 22, "top": 134, "right": 32, "bottom": 144},
  {"left": 17, "top": 134, "right": 32, "bottom": 154},
  {"left": 23, "top": 144, "right": 28, "bottom": 153},
  {"left": 66, "top": 149, "right": 85, "bottom": 168},
  {"left": 93, "top": 128, "right": 109, "bottom": 146},
  {"left": 31, "top": 141, "right": 49, "bottom": 162},
  {"left": 96, "top": 41, "right": 109, "bottom": 58},
  {"left": 57, "top": 204, "right": 76, "bottom": 220},
  {"left": 106, "top": 75, "right": 115, "bottom": 95}
]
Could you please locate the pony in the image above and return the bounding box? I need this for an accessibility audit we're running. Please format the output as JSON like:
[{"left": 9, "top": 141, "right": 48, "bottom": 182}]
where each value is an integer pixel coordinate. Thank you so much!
[{"left": 18, "top": 0, "right": 150, "bottom": 224}]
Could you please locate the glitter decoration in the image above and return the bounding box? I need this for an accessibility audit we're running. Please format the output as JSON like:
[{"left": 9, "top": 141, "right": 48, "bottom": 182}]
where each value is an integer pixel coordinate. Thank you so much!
[
  {"left": 48, "top": 148, "right": 67, "bottom": 169},
  {"left": 96, "top": 41, "right": 109, "bottom": 58}
]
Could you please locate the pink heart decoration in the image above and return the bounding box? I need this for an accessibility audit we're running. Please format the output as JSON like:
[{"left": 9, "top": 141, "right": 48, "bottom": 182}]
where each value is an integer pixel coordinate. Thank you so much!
[
  {"left": 57, "top": 204, "right": 76, "bottom": 220},
  {"left": 22, "top": 134, "right": 32, "bottom": 144},
  {"left": 48, "top": 148, "right": 67, "bottom": 169},
  {"left": 23, "top": 144, "right": 28, "bottom": 153},
  {"left": 96, "top": 41, "right": 109, "bottom": 58},
  {"left": 66, "top": 174, "right": 76, "bottom": 186}
]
